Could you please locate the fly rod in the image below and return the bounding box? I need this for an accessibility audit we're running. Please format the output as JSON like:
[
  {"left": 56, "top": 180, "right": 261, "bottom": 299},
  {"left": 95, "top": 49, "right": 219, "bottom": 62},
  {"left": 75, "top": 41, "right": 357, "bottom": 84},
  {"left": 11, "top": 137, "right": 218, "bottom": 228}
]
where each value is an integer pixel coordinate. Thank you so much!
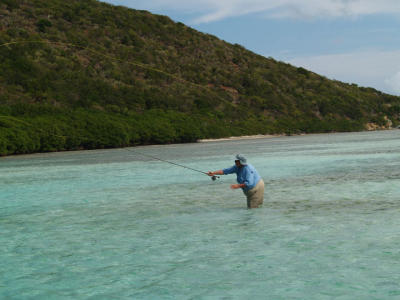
[{"left": 125, "top": 148, "right": 220, "bottom": 181}]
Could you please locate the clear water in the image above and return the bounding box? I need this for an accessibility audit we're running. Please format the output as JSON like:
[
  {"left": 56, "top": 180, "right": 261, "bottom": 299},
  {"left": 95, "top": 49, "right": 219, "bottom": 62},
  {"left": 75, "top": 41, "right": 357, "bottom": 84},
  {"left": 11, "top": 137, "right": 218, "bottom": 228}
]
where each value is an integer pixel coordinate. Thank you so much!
[{"left": 1, "top": 130, "right": 400, "bottom": 299}]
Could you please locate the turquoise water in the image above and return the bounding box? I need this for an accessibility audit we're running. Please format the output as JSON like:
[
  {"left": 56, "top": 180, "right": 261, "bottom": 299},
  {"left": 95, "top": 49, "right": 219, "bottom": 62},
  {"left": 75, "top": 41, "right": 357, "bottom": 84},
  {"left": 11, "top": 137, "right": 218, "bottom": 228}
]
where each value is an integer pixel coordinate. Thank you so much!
[{"left": 1, "top": 130, "right": 400, "bottom": 299}]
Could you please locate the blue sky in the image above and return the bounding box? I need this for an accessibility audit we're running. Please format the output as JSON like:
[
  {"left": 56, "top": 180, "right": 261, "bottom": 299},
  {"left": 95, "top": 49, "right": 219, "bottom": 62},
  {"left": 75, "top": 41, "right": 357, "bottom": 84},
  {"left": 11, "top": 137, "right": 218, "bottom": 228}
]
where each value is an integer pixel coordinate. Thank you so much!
[{"left": 102, "top": 0, "right": 400, "bottom": 95}]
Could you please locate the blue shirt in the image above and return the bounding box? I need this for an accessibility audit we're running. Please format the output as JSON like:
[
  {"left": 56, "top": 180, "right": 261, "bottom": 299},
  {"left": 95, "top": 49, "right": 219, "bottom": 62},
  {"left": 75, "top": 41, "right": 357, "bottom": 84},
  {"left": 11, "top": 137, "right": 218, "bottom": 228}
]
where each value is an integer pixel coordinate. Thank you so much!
[{"left": 223, "top": 164, "right": 261, "bottom": 191}]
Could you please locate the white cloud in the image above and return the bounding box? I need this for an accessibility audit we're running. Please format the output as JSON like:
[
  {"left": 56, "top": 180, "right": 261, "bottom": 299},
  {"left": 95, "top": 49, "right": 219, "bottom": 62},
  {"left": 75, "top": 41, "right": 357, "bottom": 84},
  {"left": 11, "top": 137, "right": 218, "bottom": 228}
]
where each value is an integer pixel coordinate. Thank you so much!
[
  {"left": 385, "top": 72, "right": 400, "bottom": 94},
  {"left": 106, "top": 0, "right": 400, "bottom": 23},
  {"left": 288, "top": 50, "right": 400, "bottom": 95}
]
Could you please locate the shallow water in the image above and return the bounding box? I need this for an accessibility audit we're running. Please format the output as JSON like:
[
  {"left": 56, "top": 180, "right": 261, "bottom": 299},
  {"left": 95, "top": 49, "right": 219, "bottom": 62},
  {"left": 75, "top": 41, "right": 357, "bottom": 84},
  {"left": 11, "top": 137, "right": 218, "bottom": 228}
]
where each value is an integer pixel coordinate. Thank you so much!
[{"left": 1, "top": 130, "right": 400, "bottom": 299}]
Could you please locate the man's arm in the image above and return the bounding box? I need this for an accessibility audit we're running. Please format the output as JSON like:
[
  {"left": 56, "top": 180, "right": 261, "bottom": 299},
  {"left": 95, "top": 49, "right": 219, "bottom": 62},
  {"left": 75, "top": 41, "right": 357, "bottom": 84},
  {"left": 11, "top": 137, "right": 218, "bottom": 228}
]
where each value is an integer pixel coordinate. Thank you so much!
[
  {"left": 207, "top": 170, "right": 224, "bottom": 176},
  {"left": 230, "top": 183, "right": 246, "bottom": 189},
  {"left": 231, "top": 167, "right": 250, "bottom": 189}
]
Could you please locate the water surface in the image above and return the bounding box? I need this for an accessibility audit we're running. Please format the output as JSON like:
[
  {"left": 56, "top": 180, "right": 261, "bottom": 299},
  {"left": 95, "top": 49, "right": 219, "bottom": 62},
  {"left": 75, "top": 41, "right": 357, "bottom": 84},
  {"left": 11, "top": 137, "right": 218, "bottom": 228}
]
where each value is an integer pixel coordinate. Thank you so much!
[{"left": 1, "top": 130, "right": 400, "bottom": 299}]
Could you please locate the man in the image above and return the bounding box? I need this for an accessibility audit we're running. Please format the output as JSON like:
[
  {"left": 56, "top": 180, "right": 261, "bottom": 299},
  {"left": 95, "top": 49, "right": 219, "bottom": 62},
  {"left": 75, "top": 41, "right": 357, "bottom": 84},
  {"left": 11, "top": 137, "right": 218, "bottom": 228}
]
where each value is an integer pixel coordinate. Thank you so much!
[{"left": 207, "top": 154, "right": 264, "bottom": 208}]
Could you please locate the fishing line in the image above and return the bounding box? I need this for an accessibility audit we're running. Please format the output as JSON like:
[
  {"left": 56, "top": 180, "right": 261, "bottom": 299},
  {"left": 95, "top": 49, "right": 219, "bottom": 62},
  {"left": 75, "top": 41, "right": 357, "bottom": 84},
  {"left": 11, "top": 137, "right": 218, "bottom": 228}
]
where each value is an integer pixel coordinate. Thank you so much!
[
  {"left": 0, "top": 40, "right": 232, "bottom": 168},
  {"left": 0, "top": 40, "right": 235, "bottom": 105},
  {"left": 124, "top": 148, "right": 219, "bottom": 181}
]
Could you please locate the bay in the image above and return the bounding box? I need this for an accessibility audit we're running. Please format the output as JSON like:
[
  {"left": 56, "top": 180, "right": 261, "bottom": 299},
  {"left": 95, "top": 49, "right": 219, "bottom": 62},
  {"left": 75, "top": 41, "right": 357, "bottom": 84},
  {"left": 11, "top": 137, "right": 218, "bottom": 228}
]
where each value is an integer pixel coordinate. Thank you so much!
[{"left": 1, "top": 130, "right": 400, "bottom": 299}]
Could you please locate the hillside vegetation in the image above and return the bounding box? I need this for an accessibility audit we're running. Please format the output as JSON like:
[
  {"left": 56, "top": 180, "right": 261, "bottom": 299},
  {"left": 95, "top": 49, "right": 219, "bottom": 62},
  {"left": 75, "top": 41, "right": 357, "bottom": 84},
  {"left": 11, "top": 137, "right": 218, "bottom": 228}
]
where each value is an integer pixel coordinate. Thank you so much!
[{"left": 1, "top": 0, "right": 400, "bottom": 155}]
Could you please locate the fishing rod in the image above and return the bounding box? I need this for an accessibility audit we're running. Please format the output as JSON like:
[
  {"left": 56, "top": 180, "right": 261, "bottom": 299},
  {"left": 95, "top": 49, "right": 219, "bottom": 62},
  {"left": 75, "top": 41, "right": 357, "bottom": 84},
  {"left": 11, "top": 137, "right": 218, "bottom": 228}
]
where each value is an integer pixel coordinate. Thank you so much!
[{"left": 124, "top": 148, "right": 220, "bottom": 181}]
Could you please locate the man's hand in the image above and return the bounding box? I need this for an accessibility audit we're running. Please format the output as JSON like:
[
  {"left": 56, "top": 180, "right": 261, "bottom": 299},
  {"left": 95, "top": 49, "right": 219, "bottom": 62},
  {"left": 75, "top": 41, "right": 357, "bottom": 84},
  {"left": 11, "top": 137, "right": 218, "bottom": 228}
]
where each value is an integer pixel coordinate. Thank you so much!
[
  {"left": 208, "top": 170, "right": 223, "bottom": 176},
  {"left": 230, "top": 184, "right": 244, "bottom": 189}
]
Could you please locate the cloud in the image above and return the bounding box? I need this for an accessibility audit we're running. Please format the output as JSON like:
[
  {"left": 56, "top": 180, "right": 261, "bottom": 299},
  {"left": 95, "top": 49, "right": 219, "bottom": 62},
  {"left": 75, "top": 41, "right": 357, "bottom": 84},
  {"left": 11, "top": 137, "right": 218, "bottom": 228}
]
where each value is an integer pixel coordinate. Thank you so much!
[
  {"left": 288, "top": 50, "right": 400, "bottom": 95},
  {"left": 385, "top": 72, "right": 400, "bottom": 94},
  {"left": 107, "top": 0, "right": 400, "bottom": 23}
]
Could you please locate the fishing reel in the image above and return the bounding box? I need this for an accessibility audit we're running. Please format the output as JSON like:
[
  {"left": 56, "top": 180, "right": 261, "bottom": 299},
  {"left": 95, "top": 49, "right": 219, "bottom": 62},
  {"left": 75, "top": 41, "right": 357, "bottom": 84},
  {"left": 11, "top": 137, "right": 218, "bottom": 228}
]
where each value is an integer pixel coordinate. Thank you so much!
[{"left": 211, "top": 175, "right": 220, "bottom": 181}]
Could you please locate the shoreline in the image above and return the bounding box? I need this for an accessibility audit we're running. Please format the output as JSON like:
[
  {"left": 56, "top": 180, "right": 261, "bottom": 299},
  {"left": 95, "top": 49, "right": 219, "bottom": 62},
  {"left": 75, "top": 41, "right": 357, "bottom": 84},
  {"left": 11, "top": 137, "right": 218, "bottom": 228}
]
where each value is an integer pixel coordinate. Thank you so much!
[
  {"left": 198, "top": 134, "right": 285, "bottom": 142},
  {"left": 197, "top": 128, "right": 398, "bottom": 143},
  {"left": 1, "top": 129, "right": 397, "bottom": 158}
]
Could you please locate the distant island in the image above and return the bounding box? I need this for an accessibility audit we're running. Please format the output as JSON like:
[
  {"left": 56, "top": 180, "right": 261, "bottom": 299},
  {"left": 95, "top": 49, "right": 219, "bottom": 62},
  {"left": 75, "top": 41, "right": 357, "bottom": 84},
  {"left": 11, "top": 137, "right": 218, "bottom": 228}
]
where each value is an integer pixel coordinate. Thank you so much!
[{"left": 1, "top": 0, "right": 400, "bottom": 156}]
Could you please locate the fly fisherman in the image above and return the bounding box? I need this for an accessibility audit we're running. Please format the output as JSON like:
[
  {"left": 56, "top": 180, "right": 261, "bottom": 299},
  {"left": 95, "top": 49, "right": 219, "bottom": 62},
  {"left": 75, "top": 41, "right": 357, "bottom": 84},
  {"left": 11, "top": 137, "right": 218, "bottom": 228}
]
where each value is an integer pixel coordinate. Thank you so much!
[{"left": 207, "top": 154, "right": 264, "bottom": 208}]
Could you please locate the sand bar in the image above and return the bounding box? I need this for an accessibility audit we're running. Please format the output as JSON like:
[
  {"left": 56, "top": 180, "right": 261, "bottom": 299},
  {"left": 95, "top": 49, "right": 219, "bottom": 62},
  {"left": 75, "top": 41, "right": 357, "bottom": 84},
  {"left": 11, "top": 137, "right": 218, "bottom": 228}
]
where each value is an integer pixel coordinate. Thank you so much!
[{"left": 198, "top": 134, "right": 283, "bottom": 142}]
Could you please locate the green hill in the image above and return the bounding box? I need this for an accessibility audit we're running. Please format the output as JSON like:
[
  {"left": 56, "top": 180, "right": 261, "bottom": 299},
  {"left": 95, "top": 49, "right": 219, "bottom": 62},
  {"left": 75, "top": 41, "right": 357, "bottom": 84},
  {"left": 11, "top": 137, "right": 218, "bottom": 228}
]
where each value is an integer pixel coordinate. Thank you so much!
[{"left": 1, "top": 0, "right": 399, "bottom": 155}]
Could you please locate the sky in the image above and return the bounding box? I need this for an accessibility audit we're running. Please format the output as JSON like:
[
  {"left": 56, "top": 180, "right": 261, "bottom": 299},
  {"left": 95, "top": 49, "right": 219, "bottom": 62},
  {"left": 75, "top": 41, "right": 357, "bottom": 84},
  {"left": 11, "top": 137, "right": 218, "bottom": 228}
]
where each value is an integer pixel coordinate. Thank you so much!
[{"left": 102, "top": 0, "right": 400, "bottom": 95}]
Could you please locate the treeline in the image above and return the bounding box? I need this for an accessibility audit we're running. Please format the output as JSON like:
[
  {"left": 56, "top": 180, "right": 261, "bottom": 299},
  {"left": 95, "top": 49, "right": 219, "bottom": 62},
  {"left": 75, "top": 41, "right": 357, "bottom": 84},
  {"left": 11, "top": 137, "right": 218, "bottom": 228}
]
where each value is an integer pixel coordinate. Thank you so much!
[
  {"left": 0, "top": 103, "right": 366, "bottom": 156},
  {"left": 0, "top": 0, "right": 399, "bottom": 156},
  {"left": 0, "top": 105, "right": 201, "bottom": 155}
]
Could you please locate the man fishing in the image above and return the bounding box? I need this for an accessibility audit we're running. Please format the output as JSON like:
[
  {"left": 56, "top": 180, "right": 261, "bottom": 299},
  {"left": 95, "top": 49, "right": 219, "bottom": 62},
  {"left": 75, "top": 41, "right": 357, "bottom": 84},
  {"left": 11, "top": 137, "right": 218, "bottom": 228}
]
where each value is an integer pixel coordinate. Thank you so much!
[{"left": 207, "top": 154, "right": 264, "bottom": 208}]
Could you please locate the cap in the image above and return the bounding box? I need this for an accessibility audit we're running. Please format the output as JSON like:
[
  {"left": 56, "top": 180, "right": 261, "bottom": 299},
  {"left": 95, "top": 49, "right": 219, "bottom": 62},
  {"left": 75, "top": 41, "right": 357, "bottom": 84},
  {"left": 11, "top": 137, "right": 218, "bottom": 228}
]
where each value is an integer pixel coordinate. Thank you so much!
[{"left": 235, "top": 154, "right": 247, "bottom": 165}]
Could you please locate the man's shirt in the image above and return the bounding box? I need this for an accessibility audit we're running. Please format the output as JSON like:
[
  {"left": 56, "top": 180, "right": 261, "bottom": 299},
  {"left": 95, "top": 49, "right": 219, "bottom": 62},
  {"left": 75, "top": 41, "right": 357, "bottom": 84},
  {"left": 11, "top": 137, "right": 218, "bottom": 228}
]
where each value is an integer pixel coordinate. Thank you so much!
[{"left": 223, "top": 164, "right": 261, "bottom": 191}]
